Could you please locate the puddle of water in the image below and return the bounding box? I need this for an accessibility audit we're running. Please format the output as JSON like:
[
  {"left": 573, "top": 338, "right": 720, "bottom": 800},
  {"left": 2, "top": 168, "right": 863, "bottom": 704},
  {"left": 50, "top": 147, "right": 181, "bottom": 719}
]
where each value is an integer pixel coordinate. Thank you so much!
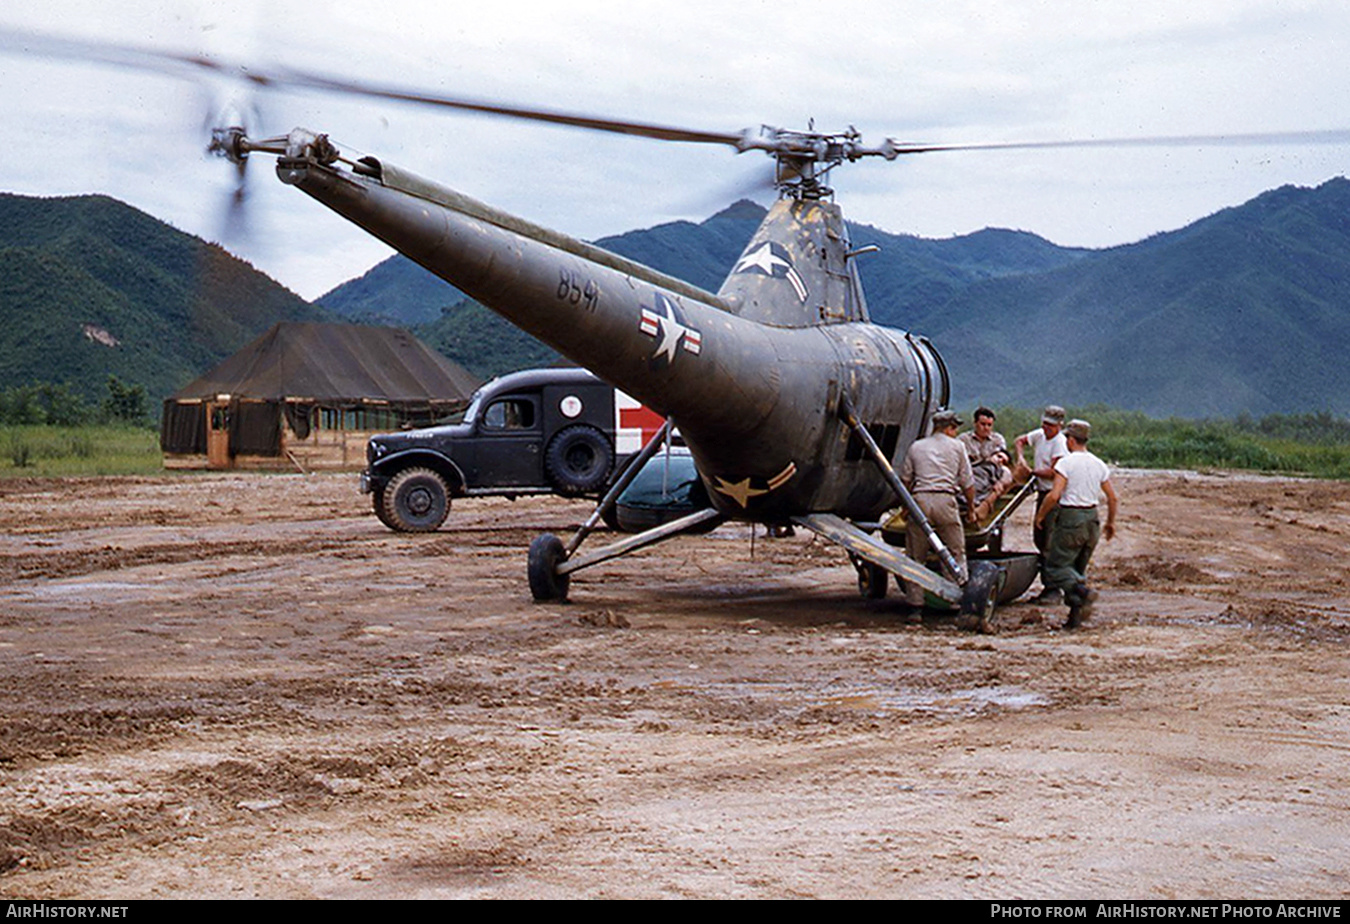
[
  {"left": 650, "top": 676, "right": 1047, "bottom": 717},
  {"left": 21, "top": 581, "right": 143, "bottom": 601},
  {"left": 948, "top": 686, "right": 1048, "bottom": 709}
]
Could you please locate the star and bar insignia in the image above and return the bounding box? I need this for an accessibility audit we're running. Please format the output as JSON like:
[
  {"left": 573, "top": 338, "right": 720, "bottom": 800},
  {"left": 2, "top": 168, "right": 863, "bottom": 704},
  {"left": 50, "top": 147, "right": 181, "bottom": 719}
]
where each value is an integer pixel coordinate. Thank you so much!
[
  {"left": 639, "top": 293, "right": 702, "bottom": 365},
  {"left": 732, "top": 241, "right": 809, "bottom": 303}
]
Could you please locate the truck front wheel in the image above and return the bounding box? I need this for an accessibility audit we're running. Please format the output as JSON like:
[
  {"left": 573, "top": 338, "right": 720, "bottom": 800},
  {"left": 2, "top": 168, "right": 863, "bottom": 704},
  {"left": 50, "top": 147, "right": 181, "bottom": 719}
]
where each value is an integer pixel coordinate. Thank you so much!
[
  {"left": 373, "top": 487, "right": 398, "bottom": 530},
  {"left": 380, "top": 467, "right": 451, "bottom": 532}
]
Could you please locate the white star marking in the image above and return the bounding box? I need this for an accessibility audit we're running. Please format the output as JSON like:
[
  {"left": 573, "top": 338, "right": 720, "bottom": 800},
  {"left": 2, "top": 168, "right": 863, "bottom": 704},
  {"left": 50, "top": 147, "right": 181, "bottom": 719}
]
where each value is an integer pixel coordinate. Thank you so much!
[
  {"left": 653, "top": 311, "right": 690, "bottom": 362},
  {"left": 733, "top": 242, "right": 792, "bottom": 276}
]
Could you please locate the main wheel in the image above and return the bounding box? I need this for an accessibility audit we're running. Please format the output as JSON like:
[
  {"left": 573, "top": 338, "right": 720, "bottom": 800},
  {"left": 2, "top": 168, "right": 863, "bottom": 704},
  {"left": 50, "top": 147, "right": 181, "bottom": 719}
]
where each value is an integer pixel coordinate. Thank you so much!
[
  {"left": 852, "top": 555, "right": 889, "bottom": 599},
  {"left": 380, "top": 467, "right": 451, "bottom": 532},
  {"left": 528, "top": 533, "right": 571, "bottom": 602},
  {"left": 960, "top": 560, "right": 1007, "bottom": 634},
  {"left": 544, "top": 425, "right": 613, "bottom": 495}
]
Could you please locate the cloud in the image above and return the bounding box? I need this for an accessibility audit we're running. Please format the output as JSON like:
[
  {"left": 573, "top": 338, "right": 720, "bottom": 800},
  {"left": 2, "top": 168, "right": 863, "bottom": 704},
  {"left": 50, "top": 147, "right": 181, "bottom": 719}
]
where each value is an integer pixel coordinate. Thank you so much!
[{"left": 2, "top": 0, "right": 1348, "bottom": 298}]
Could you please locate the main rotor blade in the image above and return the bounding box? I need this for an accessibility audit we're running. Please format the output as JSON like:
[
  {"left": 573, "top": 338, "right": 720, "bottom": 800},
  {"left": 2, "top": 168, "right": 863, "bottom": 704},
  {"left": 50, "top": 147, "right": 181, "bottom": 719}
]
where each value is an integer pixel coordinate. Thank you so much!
[
  {"left": 263, "top": 69, "right": 748, "bottom": 147},
  {"left": 0, "top": 26, "right": 231, "bottom": 83},
  {"left": 0, "top": 26, "right": 746, "bottom": 149},
  {"left": 7, "top": 26, "right": 1348, "bottom": 160},
  {"left": 888, "top": 128, "right": 1350, "bottom": 155}
]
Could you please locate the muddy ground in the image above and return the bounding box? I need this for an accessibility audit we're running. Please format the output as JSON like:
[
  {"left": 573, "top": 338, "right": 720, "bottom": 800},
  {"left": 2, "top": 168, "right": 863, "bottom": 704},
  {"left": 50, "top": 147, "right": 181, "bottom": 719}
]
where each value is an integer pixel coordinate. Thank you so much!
[{"left": 0, "top": 469, "right": 1347, "bottom": 899}]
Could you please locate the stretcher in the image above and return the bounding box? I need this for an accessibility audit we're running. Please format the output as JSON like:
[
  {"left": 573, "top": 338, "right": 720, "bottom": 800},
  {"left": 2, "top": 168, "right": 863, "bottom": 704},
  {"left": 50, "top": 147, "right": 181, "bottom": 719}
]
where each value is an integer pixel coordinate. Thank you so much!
[{"left": 877, "top": 476, "right": 1041, "bottom": 604}]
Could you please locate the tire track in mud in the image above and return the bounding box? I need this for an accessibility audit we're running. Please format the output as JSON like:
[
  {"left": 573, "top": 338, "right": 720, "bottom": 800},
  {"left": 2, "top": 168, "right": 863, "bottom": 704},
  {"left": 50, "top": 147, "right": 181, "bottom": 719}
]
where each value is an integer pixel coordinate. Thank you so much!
[
  {"left": 0, "top": 522, "right": 598, "bottom": 579},
  {"left": 0, "top": 538, "right": 354, "bottom": 582},
  {"left": 0, "top": 733, "right": 501, "bottom": 879}
]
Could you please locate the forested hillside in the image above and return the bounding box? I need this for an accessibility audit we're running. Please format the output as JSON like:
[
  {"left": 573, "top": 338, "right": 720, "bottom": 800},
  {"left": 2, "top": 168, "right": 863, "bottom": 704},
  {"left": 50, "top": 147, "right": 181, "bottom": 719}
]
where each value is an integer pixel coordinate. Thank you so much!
[
  {"left": 0, "top": 193, "right": 326, "bottom": 406},
  {"left": 9, "top": 177, "right": 1350, "bottom": 419},
  {"left": 922, "top": 178, "right": 1350, "bottom": 415}
]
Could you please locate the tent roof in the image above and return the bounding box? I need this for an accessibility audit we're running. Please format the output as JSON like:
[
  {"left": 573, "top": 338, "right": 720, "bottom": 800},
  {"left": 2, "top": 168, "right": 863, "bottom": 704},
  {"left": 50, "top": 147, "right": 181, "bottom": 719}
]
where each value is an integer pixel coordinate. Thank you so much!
[{"left": 172, "top": 322, "right": 480, "bottom": 404}]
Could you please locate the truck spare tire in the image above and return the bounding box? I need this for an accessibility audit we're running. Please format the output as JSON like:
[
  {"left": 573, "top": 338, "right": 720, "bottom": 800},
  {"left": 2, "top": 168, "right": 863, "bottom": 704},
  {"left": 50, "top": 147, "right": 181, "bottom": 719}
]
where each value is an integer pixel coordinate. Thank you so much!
[{"left": 545, "top": 425, "right": 613, "bottom": 495}]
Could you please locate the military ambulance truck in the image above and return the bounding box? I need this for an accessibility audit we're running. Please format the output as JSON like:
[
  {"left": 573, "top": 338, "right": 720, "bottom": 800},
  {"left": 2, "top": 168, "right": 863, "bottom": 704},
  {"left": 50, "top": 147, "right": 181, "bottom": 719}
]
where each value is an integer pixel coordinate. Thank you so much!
[{"left": 361, "top": 367, "right": 662, "bottom": 531}]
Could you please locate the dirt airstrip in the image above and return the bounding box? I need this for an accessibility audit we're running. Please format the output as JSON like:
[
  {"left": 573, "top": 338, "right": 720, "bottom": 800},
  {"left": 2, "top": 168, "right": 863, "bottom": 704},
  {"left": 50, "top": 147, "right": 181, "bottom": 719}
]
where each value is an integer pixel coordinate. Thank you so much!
[{"left": 1, "top": 469, "right": 1348, "bottom": 899}]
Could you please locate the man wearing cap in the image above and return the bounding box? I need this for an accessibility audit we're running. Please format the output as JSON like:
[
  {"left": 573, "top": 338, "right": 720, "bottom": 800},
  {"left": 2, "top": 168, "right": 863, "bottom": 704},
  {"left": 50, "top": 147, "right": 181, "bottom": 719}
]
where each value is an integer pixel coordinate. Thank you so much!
[
  {"left": 1015, "top": 405, "right": 1069, "bottom": 597},
  {"left": 1035, "top": 419, "right": 1118, "bottom": 628},
  {"left": 900, "top": 409, "right": 977, "bottom": 608}
]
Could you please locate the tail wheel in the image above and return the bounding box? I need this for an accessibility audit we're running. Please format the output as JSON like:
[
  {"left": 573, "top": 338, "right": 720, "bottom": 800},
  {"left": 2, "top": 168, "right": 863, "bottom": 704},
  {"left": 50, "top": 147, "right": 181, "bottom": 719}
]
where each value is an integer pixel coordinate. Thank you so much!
[
  {"left": 528, "top": 533, "right": 571, "bottom": 602},
  {"left": 380, "top": 467, "right": 451, "bottom": 532},
  {"left": 544, "top": 425, "right": 613, "bottom": 495}
]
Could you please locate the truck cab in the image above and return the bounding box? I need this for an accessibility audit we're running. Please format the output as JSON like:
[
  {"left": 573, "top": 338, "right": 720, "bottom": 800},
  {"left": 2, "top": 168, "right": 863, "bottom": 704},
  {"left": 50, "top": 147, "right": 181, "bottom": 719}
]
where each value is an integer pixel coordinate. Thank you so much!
[{"left": 361, "top": 367, "right": 660, "bottom": 531}]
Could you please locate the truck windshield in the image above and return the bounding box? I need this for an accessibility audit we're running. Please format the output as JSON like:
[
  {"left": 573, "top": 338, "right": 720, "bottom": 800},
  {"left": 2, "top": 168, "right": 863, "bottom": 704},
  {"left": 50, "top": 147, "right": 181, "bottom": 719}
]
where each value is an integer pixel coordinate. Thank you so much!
[{"left": 447, "top": 390, "right": 484, "bottom": 426}]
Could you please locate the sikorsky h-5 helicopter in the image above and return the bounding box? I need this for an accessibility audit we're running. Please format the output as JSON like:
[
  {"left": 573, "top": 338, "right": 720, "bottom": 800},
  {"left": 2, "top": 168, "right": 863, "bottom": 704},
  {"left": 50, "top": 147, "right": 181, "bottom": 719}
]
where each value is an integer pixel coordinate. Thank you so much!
[
  {"left": 8, "top": 29, "right": 1348, "bottom": 628},
  {"left": 218, "top": 115, "right": 1014, "bottom": 621}
]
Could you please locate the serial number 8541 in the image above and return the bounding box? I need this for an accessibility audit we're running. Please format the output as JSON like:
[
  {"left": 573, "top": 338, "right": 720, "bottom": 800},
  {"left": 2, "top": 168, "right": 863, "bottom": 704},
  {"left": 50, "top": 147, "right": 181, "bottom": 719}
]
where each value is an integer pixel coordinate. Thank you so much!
[{"left": 557, "top": 269, "right": 599, "bottom": 310}]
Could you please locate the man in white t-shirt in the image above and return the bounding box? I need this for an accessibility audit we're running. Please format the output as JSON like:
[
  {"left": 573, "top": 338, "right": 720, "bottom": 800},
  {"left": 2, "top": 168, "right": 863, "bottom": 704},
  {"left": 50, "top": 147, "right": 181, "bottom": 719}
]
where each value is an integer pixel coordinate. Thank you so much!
[
  {"left": 1015, "top": 405, "right": 1068, "bottom": 493},
  {"left": 1034, "top": 419, "right": 1119, "bottom": 628},
  {"left": 1015, "top": 404, "right": 1068, "bottom": 598}
]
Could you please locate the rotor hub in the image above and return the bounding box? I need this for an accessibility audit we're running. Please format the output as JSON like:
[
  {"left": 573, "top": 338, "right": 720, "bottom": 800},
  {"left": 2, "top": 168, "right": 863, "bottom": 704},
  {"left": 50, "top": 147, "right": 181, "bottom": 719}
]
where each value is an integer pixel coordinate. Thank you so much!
[{"left": 738, "top": 126, "right": 900, "bottom": 199}]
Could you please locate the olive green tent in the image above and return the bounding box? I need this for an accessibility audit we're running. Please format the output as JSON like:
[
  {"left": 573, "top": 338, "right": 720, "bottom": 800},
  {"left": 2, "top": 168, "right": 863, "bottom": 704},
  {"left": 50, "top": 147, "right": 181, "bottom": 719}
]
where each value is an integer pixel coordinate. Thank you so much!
[{"left": 161, "top": 322, "right": 479, "bottom": 467}]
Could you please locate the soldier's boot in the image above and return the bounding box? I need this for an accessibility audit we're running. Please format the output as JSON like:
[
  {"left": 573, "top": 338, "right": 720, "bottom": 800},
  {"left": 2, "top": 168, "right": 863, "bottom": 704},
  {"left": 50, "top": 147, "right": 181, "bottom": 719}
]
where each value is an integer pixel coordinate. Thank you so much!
[
  {"left": 1065, "top": 604, "right": 1083, "bottom": 629},
  {"left": 1032, "top": 586, "right": 1062, "bottom": 604},
  {"left": 1074, "top": 583, "right": 1098, "bottom": 622}
]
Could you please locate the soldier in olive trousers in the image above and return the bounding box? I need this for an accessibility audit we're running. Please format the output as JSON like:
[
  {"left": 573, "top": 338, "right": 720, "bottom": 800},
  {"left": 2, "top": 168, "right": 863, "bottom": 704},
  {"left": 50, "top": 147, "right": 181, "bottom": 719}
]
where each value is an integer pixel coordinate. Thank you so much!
[{"left": 1035, "top": 419, "right": 1119, "bottom": 628}]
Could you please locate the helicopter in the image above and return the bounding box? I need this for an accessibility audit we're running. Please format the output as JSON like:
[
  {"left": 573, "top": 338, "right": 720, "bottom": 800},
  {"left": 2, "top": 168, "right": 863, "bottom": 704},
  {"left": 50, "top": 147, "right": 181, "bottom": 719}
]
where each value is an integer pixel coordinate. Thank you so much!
[
  {"left": 7, "top": 27, "right": 1347, "bottom": 628},
  {"left": 214, "top": 118, "right": 1015, "bottom": 622}
]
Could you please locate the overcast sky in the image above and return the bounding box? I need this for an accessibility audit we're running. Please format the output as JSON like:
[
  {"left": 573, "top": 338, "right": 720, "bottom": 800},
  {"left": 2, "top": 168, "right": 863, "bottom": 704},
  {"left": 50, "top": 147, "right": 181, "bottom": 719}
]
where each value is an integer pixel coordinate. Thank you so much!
[{"left": 2, "top": 0, "right": 1348, "bottom": 300}]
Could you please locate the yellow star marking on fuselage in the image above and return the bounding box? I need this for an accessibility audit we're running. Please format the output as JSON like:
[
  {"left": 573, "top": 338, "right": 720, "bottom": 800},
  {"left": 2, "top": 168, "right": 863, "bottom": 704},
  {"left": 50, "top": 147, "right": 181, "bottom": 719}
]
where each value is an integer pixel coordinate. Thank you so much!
[{"left": 712, "top": 476, "right": 768, "bottom": 507}]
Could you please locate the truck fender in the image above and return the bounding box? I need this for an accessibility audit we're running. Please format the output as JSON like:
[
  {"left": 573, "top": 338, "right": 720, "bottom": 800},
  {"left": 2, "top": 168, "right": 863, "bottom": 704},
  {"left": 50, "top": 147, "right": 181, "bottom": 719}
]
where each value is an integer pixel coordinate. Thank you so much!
[{"left": 371, "top": 449, "right": 467, "bottom": 495}]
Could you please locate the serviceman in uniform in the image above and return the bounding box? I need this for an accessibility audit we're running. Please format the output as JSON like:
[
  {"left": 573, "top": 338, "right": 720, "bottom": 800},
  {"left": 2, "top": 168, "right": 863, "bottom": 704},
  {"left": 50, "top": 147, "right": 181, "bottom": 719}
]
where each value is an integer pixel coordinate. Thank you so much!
[
  {"left": 1015, "top": 404, "right": 1068, "bottom": 599},
  {"left": 900, "top": 409, "right": 977, "bottom": 609},
  {"left": 1034, "top": 419, "right": 1119, "bottom": 629},
  {"left": 960, "top": 406, "right": 1010, "bottom": 468},
  {"left": 960, "top": 406, "right": 1014, "bottom": 521}
]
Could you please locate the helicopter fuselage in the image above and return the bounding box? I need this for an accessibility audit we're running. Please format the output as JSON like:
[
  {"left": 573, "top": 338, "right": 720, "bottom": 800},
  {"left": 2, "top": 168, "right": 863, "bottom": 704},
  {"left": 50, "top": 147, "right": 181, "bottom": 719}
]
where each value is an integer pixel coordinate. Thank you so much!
[{"left": 278, "top": 139, "right": 948, "bottom": 523}]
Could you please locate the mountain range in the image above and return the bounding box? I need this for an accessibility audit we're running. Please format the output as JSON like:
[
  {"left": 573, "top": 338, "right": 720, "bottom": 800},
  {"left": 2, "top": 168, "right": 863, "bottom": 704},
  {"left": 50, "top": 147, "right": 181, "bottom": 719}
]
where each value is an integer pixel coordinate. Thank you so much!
[
  {"left": 0, "top": 192, "right": 323, "bottom": 406},
  {"left": 5, "top": 178, "right": 1350, "bottom": 418},
  {"left": 322, "top": 178, "right": 1350, "bottom": 416},
  {"left": 898, "top": 180, "right": 1350, "bottom": 416}
]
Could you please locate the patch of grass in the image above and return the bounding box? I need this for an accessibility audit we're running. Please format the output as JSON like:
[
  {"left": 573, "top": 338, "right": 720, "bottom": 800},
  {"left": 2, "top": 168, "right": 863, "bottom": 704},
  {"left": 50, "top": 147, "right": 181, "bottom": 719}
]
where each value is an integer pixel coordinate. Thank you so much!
[
  {"left": 0, "top": 425, "right": 161, "bottom": 477},
  {"left": 966, "top": 406, "right": 1350, "bottom": 479},
  {"left": 8, "top": 410, "right": 1350, "bottom": 480}
]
